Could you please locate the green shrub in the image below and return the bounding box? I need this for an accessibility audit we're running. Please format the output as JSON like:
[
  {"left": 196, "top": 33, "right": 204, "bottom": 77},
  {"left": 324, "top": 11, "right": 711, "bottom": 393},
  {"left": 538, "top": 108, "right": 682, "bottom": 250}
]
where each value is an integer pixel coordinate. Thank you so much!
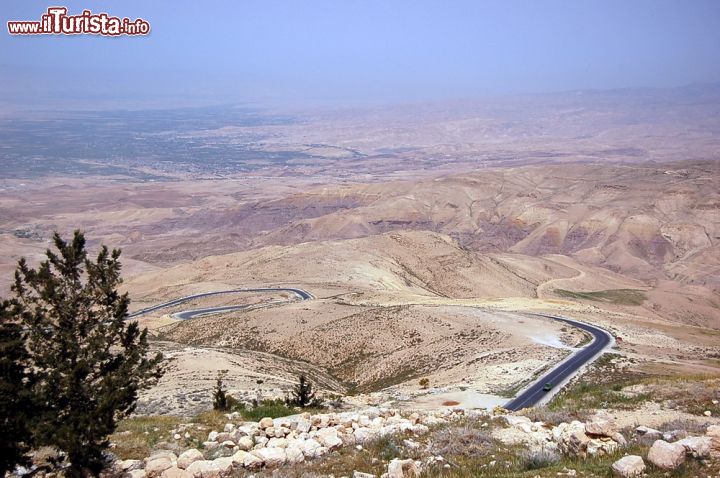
[{"left": 239, "top": 399, "right": 295, "bottom": 421}]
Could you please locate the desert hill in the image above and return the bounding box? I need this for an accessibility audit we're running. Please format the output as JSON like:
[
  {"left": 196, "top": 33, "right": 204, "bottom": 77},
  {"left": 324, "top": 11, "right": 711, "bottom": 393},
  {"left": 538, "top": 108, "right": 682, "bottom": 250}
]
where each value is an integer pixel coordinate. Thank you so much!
[
  {"left": 126, "top": 230, "right": 595, "bottom": 393},
  {"left": 252, "top": 162, "right": 719, "bottom": 285},
  {"left": 125, "top": 230, "right": 646, "bottom": 304},
  {"left": 115, "top": 161, "right": 718, "bottom": 292},
  {"left": 114, "top": 161, "right": 720, "bottom": 331}
]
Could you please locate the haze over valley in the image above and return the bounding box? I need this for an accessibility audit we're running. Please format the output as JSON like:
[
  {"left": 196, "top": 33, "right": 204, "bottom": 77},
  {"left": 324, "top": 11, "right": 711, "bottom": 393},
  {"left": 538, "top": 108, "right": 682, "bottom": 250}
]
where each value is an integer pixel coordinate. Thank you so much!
[
  {"left": 2, "top": 2, "right": 720, "bottom": 476},
  {"left": 2, "top": 86, "right": 718, "bottom": 417}
]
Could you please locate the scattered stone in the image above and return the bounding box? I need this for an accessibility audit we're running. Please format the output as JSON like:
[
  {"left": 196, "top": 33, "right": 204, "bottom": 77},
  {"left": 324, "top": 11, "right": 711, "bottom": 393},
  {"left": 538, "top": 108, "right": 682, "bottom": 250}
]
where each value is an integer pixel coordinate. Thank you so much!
[
  {"left": 587, "top": 437, "right": 618, "bottom": 456},
  {"left": 585, "top": 411, "right": 617, "bottom": 437},
  {"left": 504, "top": 415, "right": 532, "bottom": 428},
  {"left": 238, "top": 450, "right": 263, "bottom": 470},
  {"left": 185, "top": 460, "right": 211, "bottom": 478},
  {"left": 611, "top": 455, "right": 645, "bottom": 477},
  {"left": 211, "top": 457, "right": 232, "bottom": 473},
  {"left": 555, "top": 421, "right": 591, "bottom": 457},
  {"left": 146, "top": 451, "right": 178, "bottom": 463},
  {"left": 676, "top": 436, "right": 713, "bottom": 458},
  {"left": 177, "top": 449, "right": 204, "bottom": 470},
  {"left": 161, "top": 467, "right": 192, "bottom": 478},
  {"left": 145, "top": 457, "right": 174, "bottom": 478},
  {"left": 303, "top": 438, "right": 328, "bottom": 458},
  {"left": 316, "top": 427, "right": 343, "bottom": 450},
  {"left": 295, "top": 419, "right": 311, "bottom": 433},
  {"left": 662, "top": 430, "right": 687, "bottom": 442},
  {"left": 635, "top": 426, "right": 662, "bottom": 439},
  {"left": 266, "top": 437, "right": 288, "bottom": 448},
  {"left": 259, "top": 417, "right": 274, "bottom": 429},
  {"left": 251, "top": 447, "right": 287, "bottom": 467},
  {"left": 353, "top": 471, "right": 376, "bottom": 478},
  {"left": 647, "top": 440, "right": 686, "bottom": 470},
  {"left": 403, "top": 439, "right": 420, "bottom": 449},
  {"left": 285, "top": 445, "right": 305, "bottom": 464},
  {"left": 611, "top": 432, "right": 627, "bottom": 447},
  {"left": 133, "top": 408, "right": 478, "bottom": 476},
  {"left": 119, "top": 459, "right": 144, "bottom": 471},
  {"left": 387, "top": 458, "right": 420, "bottom": 478},
  {"left": 236, "top": 436, "right": 254, "bottom": 451},
  {"left": 202, "top": 441, "right": 219, "bottom": 452}
]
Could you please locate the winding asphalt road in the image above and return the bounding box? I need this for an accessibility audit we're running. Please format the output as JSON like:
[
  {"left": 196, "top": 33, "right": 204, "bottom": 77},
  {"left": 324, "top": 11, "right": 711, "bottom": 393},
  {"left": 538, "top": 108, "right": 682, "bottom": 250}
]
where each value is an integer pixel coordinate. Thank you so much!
[
  {"left": 130, "top": 288, "right": 610, "bottom": 410},
  {"left": 127, "top": 288, "right": 313, "bottom": 320},
  {"left": 504, "top": 314, "right": 613, "bottom": 411}
]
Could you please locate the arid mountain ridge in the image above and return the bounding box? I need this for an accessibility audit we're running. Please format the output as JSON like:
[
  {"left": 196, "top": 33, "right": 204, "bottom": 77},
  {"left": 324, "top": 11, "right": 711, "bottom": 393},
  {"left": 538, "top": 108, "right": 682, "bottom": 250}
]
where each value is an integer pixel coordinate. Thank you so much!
[{"left": 135, "top": 161, "right": 719, "bottom": 288}]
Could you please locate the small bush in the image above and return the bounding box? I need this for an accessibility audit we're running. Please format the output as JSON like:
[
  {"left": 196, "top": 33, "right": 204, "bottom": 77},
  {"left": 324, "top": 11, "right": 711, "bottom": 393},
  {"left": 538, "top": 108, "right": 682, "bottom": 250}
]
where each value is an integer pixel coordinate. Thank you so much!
[
  {"left": 370, "top": 435, "right": 406, "bottom": 461},
  {"left": 429, "top": 425, "right": 493, "bottom": 457},
  {"left": 112, "top": 416, "right": 182, "bottom": 459},
  {"left": 656, "top": 418, "right": 708, "bottom": 435},
  {"left": 520, "top": 449, "right": 560, "bottom": 470},
  {"left": 325, "top": 393, "right": 345, "bottom": 409},
  {"left": 226, "top": 395, "right": 243, "bottom": 411},
  {"left": 522, "top": 407, "right": 588, "bottom": 426}
]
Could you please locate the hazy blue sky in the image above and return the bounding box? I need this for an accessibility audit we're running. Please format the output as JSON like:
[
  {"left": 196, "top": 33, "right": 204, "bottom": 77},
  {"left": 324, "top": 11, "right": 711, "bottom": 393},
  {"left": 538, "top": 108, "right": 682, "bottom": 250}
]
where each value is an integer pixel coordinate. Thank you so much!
[{"left": 2, "top": 0, "right": 720, "bottom": 107}]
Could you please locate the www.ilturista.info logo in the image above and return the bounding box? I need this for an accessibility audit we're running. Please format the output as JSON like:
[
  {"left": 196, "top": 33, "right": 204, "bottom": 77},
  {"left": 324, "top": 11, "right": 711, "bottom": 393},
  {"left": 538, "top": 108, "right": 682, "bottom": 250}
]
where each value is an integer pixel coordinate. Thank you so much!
[{"left": 7, "top": 7, "right": 150, "bottom": 36}]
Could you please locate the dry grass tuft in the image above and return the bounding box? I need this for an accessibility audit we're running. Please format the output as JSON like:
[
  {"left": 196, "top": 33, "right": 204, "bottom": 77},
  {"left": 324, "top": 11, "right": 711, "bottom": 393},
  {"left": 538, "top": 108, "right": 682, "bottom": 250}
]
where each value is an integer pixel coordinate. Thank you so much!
[{"left": 428, "top": 425, "right": 493, "bottom": 457}]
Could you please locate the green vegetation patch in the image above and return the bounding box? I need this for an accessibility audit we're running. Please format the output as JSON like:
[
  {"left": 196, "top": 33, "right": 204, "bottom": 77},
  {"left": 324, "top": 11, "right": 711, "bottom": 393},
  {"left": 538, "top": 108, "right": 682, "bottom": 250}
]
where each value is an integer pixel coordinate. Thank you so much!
[
  {"left": 555, "top": 288, "right": 647, "bottom": 305},
  {"left": 233, "top": 399, "right": 298, "bottom": 421},
  {"left": 549, "top": 381, "right": 652, "bottom": 411},
  {"left": 112, "top": 416, "right": 185, "bottom": 459}
]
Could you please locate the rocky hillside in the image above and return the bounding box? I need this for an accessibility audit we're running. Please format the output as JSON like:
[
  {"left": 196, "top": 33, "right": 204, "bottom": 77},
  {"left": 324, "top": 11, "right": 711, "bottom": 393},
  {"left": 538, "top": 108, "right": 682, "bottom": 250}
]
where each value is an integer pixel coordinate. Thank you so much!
[{"left": 104, "top": 406, "right": 720, "bottom": 478}]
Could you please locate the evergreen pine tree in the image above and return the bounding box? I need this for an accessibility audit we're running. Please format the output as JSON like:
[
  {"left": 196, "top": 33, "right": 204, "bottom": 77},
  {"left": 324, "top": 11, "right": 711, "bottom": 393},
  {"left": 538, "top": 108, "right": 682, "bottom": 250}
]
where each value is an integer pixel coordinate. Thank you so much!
[
  {"left": 10, "top": 231, "right": 164, "bottom": 476},
  {"left": 285, "top": 374, "right": 321, "bottom": 408},
  {"left": 0, "top": 299, "right": 34, "bottom": 475}
]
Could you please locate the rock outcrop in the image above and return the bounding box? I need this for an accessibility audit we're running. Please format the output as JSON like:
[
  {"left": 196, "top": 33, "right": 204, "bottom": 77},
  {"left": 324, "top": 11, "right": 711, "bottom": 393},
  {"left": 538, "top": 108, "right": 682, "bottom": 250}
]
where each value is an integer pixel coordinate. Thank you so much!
[
  {"left": 117, "top": 407, "right": 449, "bottom": 477},
  {"left": 116, "top": 408, "right": 720, "bottom": 478}
]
